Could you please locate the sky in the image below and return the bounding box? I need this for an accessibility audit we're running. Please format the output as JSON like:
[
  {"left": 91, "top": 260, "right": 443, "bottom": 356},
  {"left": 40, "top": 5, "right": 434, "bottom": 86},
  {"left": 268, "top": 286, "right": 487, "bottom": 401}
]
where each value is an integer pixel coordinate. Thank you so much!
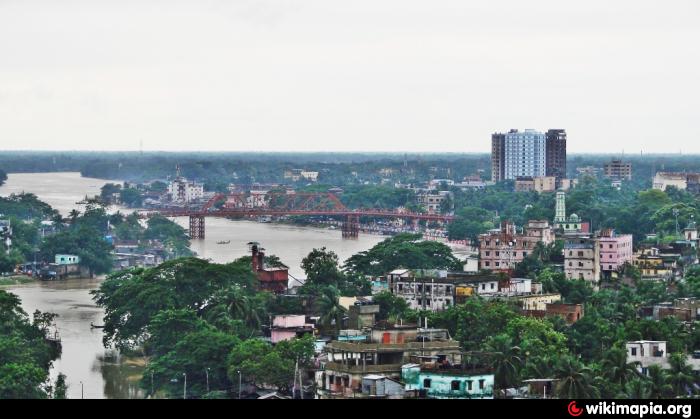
[{"left": 0, "top": 0, "right": 699, "bottom": 153}]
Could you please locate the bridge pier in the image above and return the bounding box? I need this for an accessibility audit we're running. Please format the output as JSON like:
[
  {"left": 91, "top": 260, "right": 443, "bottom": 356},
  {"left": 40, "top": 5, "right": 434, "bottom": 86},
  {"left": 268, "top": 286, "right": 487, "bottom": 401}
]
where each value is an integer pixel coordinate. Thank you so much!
[
  {"left": 189, "top": 215, "right": 205, "bottom": 239},
  {"left": 342, "top": 214, "right": 359, "bottom": 239}
]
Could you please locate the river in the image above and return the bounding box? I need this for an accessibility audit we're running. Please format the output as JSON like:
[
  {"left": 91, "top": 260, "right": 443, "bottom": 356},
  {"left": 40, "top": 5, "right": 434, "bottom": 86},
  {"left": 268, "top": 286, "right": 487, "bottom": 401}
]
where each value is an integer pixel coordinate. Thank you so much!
[{"left": 0, "top": 172, "right": 385, "bottom": 398}]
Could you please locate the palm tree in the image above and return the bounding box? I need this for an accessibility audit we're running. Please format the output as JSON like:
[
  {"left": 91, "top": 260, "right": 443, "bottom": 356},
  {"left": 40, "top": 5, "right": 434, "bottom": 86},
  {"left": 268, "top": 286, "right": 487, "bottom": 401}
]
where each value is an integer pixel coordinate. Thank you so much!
[
  {"left": 647, "top": 365, "right": 673, "bottom": 398},
  {"left": 667, "top": 353, "right": 695, "bottom": 397},
  {"left": 485, "top": 335, "right": 523, "bottom": 391},
  {"left": 523, "top": 355, "right": 554, "bottom": 380},
  {"left": 554, "top": 356, "right": 600, "bottom": 399},
  {"left": 68, "top": 209, "right": 81, "bottom": 223},
  {"left": 600, "top": 347, "right": 641, "bottom": 386},
  {"left": 619, "top": 378, "right": 652, "bottom": 399},
  {"left": 317, "top": 286, "right": 346, "bottom": 337}
]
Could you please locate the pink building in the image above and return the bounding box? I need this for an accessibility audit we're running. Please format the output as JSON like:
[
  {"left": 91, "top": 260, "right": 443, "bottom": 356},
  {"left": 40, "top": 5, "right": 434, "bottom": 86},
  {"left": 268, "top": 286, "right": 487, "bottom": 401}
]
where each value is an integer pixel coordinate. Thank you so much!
[
  {"left": 598, "top": 229, "right": 634, "bottom": 275},
  {"left": 270, "top": 314, "right": 314, "bottom": 344}
]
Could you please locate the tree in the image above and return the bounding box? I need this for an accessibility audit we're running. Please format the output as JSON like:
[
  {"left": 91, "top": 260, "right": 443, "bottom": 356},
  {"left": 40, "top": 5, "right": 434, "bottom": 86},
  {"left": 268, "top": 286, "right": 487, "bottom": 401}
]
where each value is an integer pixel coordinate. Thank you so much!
[
  {"left": 554, "top": 356, "right": 600, "bottom": 399},
  {"left": 53, "top": 373, "right": 68, "bottom": 399},
  {"left": 226, "top": 336, "right": 314, "bottom": 393},
  {"left": 301, "top": 247, "right": 344, "bottom": 287},
  {"left": 372, "top": 290, "right": 409, "bottom": 321},
  {"left": 92, "top": 258, "right": 256, "bottom": 350},
  {"left": 145, "top": 327, "right": 240, "bottom": 398},
  {"left": 0, "top": 290, "right": 60, "bottom": 399},
  {"left": 317, "top": 286, "right": 346, "bottom": 336},
  {"left": 599, "top": 346, "right": 641, "bottom": 387},
  {"left": 667, "top": 353, "right": 695, "bottom": 397},
  {"left": 484, "top": 334, "right": 523, "bottom": 390},
  {"left": 343, "top": 233, "right": 462, "bottom": 276},
  {"left": 40, "top": 226, "right": 113, "bottom": 276}
]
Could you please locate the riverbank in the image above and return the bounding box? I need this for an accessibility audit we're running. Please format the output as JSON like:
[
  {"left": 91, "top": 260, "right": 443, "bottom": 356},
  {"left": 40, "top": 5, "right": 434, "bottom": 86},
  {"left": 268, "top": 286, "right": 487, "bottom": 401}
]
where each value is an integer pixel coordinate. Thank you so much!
[{"left": 0, "top": 275, "right": 35, "bottom": 286}]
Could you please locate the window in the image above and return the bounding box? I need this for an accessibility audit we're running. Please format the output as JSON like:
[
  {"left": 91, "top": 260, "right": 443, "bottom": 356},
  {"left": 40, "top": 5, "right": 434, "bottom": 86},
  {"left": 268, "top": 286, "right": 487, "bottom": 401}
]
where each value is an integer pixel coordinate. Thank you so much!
[
  {"left": 451, "top": 380, "right": 461, "bottom": 391},
  {"left": 467, "top": 381, "right": 473, "bottom": 391},
  {"left": 479, "top": 379, "right": 485, "bottom": 389},
  {"left": 490, "top": 283, "right": 495, "bottom": 290},
  {"left": 631, "top": 348, "right": 637, "bottom": 356},
  {"left": 423, "top": 379, "right": 432, "bottom": 388}
]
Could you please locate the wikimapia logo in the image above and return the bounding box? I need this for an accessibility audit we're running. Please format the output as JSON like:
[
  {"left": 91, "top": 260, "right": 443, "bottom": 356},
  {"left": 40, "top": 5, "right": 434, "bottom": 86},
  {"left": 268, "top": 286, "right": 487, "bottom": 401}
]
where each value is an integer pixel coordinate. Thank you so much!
[
  {"left": 568, "top": 401, "right": 584, "bottom": 417},
  {"left": 567, "top": 401, "right": 692, "bottom": 418}
]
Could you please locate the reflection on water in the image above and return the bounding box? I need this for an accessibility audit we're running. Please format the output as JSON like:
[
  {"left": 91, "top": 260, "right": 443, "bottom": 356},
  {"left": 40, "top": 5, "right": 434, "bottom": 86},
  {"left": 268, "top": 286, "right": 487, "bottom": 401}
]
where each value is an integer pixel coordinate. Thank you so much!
[{"left": 95, "top": 352, "right": 146, "bottom": 400}]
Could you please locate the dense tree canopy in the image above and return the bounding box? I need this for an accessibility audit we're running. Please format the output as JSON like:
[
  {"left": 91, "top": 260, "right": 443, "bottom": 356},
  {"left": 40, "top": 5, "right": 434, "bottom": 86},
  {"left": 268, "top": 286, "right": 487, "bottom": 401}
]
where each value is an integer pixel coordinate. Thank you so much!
[
  {"left": 0, "top": 290, "right": 62, "bottom": 399},
  {"left": 343, "top": 233, "right": 463, "bottom": 276}
]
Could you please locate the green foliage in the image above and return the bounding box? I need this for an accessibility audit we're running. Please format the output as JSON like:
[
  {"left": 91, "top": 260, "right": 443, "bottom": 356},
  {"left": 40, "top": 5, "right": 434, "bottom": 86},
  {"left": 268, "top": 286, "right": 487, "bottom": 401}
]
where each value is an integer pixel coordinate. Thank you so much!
[
  {"left": 227, "top": 335, "right": 315, "bottom": 391},
  {"left": 40, "top": 226, "right": 113, "bottom": 276},
  {"left": 343, "top": 233, "right": 462, "bottom": 276},
  {"left": 0, "top": 290, "right": 61, "bottom": 399},
  {"left": 92, "top": 257, "right": 257, "bottom": 350},
  {"left": 372, "top": 290, "right": 410, "bottom": 321},
  {"left": 300, "top": 248, "right": 369, "bottom": 296}
]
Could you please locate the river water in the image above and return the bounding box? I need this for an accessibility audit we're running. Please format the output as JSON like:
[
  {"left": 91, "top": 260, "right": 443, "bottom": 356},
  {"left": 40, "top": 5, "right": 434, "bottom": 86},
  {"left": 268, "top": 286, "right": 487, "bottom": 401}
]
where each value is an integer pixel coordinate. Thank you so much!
[{"left": 0, "top": 172, "right": 384, "bottom": 398}]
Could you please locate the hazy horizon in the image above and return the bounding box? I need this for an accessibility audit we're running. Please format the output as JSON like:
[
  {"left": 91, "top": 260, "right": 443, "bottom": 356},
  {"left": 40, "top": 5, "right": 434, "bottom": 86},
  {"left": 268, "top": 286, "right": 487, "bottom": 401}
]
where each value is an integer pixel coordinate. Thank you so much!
[{"left": 2, "top": 0, "right": 699, "bottom": 153}]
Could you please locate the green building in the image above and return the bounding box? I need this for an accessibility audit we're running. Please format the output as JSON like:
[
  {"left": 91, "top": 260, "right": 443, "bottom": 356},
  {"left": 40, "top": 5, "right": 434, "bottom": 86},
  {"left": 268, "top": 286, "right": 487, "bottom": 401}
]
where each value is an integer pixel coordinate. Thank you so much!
[
  {"left": 55, "top": 254, "right": 80, "bottom": 265},
  {"left": 402, "top": 363, "right": 494, "bottom": 399}
]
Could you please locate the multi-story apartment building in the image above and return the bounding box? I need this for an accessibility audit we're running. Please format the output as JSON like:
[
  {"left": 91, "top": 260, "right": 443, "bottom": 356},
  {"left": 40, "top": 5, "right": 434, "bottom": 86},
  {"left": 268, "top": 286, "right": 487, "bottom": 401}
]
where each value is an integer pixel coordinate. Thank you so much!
[
  {"left": 598, "top": 229, "right": 634, "bottom": 276},
  {"left": 478, "top": 220, "right": 554, "bottom": 272},
  {"left": 545, "top": 129, "right": 567, "bottom": 180},
  {"left": 387, "top": 270, "right": 502, "bottom": 311},
  {"left": 564, "top": 234, "right": 601, "bottom": 283},
  {"left": 167, "top": 177, "right": 204, "bottom": 203},
  {"left": 653, "top": 172, "right": 700, "bottom": 192},
  {"left": 416, "top": 190, "right": 453, "bottom": 214},
  {"left": 491, "top": 129, "right": 564, "bottom": 182},
  {"left": 317, "top": 327, "right": 462, "bottom": 398},
  {"left": 514, "top": 176, "right": 557, "bottom": 193},
  {"left": 604, "top": 159, "right": 632, "bottom": 181},
  {"left": 491, "top": 132, "right": 506, "bottom": 182},
  {"left": 504, "top": 129, "right": 547, "bottom": 180}
]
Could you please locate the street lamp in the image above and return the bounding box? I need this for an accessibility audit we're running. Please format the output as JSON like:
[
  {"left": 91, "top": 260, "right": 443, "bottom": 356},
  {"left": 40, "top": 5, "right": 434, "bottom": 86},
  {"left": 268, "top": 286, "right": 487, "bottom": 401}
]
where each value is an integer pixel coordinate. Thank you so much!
[
  {"left": 80, "top": 381, "right": 84, "bottom": 399},
  {"left": 183, "top": 373, "right": 187, "bottom": 400},
  {"left": 237, "top": 370, "right": 242, "bottom": 399}
]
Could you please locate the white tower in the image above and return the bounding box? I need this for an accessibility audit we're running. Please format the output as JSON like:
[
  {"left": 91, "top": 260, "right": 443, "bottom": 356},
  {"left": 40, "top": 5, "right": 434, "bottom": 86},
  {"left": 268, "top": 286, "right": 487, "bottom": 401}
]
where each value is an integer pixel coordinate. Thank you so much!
[{"left": 554, "top": 191, "right": 567, "bottom": 224}]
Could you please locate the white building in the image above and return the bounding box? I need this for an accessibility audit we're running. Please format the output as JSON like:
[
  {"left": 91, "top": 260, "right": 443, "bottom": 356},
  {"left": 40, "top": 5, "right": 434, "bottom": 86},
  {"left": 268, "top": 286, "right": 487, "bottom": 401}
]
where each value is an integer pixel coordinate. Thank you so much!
[
  {"left": 504, "top": 129, "right": 547, "bottom": 180},
  {"left": 168, "top": 177, "right": 204, "bottom": 203},
  {"left": 626, "top": 340, "right": 700, "bottom": 375}
]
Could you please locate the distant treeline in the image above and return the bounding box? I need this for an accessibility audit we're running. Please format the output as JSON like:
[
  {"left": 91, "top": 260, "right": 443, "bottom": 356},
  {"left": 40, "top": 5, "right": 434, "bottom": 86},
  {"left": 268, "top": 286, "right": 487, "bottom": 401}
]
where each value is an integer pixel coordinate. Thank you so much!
[{"left": 0, "top": 152, "right": 699, "bottom": 190}]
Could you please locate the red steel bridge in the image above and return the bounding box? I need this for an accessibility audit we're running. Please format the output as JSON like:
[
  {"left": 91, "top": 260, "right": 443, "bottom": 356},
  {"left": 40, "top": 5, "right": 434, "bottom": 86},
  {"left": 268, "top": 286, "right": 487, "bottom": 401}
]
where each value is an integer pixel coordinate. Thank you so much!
[{"left": 142, "top": 192, "right": 454, "bottom": 239}]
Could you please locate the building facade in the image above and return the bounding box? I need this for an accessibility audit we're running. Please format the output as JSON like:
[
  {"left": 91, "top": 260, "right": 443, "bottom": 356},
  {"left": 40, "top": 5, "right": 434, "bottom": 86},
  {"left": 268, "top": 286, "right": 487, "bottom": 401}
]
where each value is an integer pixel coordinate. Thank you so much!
[
  {"left": 604, "top": 159, "right": 632, "bottom": 181},
  {"left": 598, "top": 229, "right": 634, "bottom": 276},
  {"left": 545, "top": 129, "right": 567, "bottom": 180},
  {"left": 564, "top": 235, "right": 601, "bottom": 283},
  {"left": 515, "top": 176, "right": 557, "bottom": 193},
  {"left": 167, "top": 177, "right": 204, "bottom": 203},
  {"left": 402, "top": 364, "right": 494, "bottom": 399},
  {"left": 478, "top": 220, "right": 555, "bottom": 272},
  {"left": 504, "top": 129, "right": 547, "bottom": 180}
]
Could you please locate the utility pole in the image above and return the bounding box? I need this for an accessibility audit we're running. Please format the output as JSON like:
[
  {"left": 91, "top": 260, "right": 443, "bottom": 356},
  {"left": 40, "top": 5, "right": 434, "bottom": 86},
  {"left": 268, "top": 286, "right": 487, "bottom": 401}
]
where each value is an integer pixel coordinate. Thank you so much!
[
  {"left": 237, "top": 370, "right": 242, "bottom": 399},
  {"left": 205, "top": 368, "right": 210, "bottom": 394},
  {"left": 183, "top": 373, "right": 187, "bottom": 400},
  {"left": 80, "top": 381, "right": 84, "bottom": 399}
]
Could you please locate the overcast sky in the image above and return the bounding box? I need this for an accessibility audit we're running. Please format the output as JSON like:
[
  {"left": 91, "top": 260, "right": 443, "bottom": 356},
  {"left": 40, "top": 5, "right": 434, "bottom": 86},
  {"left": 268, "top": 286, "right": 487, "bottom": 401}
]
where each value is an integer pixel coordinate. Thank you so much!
[{"left": 1, "top": 0, "right": 699, "bottom": 153}]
